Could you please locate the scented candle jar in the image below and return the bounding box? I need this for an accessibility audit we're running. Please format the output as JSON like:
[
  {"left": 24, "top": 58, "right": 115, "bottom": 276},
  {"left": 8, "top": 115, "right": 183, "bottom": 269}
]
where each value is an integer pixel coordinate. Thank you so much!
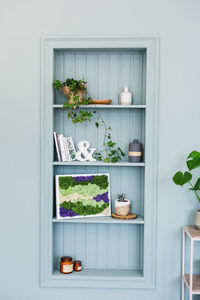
[
  {"left": 60, "top": 256, "right": 73, "bottom": 274},
  {"left": 74, "top": 260, "right": 82, "bottom": 272}
]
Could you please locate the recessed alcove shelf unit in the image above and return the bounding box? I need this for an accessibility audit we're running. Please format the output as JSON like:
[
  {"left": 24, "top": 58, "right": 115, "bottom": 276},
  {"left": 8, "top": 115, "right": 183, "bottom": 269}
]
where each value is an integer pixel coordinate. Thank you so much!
[{"left": 41, "top": 36, "right": 159, "bottom": 289}]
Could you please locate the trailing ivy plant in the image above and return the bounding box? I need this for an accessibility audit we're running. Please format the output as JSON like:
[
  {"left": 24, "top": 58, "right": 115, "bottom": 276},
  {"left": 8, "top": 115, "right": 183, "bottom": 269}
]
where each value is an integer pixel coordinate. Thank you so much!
[
  {"left": 94, "top": 110, "right": 125, "bottom": 163},
  {"left": 53, "top": 78, "right": 93, "bottom": 123},
  {"left": 53, "top": 77, "right": 125, "bottom": 163},
  {"left": 173, "top": 150, "right": 200, "bottom": 203},
  {"left": 53, "top": 78, "right": 86, "bottom": 93}
]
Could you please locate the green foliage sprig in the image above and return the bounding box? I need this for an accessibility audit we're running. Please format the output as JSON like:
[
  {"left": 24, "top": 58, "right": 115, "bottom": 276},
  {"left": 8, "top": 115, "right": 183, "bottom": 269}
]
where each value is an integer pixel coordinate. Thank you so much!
[
  {"left": 63, "top": 97, "right": 94, "bottom": 123},
  {"left": 53, "top": 78, "right": 86, "bottom": 92},
  {"left": 53, "top": 77, "right": 125, "bottom": 163},
  {"left": 173, "top": 150, "right": 200, "bottom": 203},
  {"left": 94, "top": 110, "right": 125, "bottom": 163}
]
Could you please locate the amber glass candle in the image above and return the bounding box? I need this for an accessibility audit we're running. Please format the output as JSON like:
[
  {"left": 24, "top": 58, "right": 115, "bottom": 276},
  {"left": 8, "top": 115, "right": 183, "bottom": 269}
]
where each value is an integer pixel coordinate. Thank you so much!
[
  {"left": 74, "top": 260, "right": 82, "bottom": 272},
  {"left": 60, "top": 256, "right": 73, "bottom": 274}
]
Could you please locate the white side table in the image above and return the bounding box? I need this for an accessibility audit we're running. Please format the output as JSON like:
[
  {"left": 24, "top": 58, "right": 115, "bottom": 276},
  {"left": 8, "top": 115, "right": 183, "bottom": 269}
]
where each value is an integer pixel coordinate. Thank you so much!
[{"left": 182, "top": 226, "right": 200, "bottom": 300}]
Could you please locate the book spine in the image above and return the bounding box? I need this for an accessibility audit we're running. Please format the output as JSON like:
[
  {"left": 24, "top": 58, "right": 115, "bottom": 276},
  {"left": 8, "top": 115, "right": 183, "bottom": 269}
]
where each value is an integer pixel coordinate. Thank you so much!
[
  {"left": 53, "top": 132, "right": 61, "bottom": 162},
  {"left": 59, "top": 134, "right": 67, "bottom": 162}
]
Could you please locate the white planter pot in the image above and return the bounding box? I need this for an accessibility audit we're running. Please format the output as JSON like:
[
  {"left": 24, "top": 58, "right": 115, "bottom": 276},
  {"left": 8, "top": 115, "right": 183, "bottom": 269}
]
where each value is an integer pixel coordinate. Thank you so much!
[
  {"left": 115, "top": 199, "right": 130, "bottom": 216},
  {"left": 194, "top": 210, "right": 200, "bottom": 229}
]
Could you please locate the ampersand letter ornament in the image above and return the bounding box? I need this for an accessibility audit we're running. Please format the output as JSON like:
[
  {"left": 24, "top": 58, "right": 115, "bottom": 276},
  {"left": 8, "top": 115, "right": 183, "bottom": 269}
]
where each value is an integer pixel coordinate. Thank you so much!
[{"left": 75, "top": 141, "right": 96, "bottom": 162}]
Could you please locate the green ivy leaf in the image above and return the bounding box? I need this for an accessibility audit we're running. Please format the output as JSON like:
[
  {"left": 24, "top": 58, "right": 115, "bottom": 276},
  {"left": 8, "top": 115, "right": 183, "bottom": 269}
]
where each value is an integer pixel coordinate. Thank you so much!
[
  {"left": 118, "top": 147, "right": 125, "bottom": 157},
  {"left": 104, "top": 157, "right": 111, "bottom": 163},
  {"left": 107, "top": 141, "right": 116, "bottom": 148},
  {"left": 95, "top": 122, "right": 99, "bottom": 128}
]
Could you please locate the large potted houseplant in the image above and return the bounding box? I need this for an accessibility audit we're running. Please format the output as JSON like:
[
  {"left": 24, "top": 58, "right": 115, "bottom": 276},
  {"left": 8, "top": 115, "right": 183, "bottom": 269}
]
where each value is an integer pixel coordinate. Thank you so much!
[{"left": 173, "top": 150, "right": 200, "bottom": 228}]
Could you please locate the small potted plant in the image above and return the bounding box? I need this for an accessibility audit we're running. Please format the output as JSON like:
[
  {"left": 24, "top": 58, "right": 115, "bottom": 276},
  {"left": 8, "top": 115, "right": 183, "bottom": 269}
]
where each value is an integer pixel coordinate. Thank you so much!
[
  {"left": 53, "top": 78, "right": 86, "bottom": 104},
  {"left": 173, "top": 150, "right": 200, "bottom": 229},
  {"left": 115, "top": 194, "right": 130, "bottom": 216}
]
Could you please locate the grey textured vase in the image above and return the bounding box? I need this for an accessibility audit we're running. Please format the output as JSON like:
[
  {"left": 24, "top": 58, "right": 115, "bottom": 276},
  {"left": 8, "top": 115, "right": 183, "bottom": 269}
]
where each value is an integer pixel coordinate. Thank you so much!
[{"left": 129, "top": 139, "right": 142, "bottom": 162}]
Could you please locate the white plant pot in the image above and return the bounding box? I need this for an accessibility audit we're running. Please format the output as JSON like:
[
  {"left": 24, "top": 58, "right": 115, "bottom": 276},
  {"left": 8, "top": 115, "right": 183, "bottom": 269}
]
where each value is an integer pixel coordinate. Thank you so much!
[
  {"left": 115, "top": 199, "right": 130, "bottom": 216},
  {"left": 194, "top": 210, "right": 200, "bottom": 229}
]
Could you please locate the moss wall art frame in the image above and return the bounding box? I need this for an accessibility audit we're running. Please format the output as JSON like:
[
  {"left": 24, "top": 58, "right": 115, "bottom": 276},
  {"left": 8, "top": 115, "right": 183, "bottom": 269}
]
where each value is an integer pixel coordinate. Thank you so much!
[{"left": 56, "top": 173, "right": 111, "bottom": 219}]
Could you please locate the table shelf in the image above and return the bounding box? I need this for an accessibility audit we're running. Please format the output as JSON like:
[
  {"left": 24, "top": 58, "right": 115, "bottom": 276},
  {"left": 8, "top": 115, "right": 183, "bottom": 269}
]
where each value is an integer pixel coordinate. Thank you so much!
[{"left": 184, "top": 275, "right": 200, "bottom": 294}]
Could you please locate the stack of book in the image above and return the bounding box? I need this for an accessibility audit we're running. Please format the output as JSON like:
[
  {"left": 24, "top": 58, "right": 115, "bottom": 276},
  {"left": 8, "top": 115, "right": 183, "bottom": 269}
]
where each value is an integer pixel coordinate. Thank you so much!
[{"left": 54, "top": 132, "right": 76, "bottom": 162}]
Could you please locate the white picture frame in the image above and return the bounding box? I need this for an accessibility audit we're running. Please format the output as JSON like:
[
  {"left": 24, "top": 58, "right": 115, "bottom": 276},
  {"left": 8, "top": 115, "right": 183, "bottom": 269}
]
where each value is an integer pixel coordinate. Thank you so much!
[{"left": 56, "top": 173, "right": 111, "bottom": 219}]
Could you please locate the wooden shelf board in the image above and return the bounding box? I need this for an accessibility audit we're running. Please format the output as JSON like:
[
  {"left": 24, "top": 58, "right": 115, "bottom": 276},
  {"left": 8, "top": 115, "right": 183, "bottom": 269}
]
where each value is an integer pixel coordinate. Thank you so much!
[
  {"left": 53, "top": 104, "right": 146, "bottom": 109},
  {"left": 53, "top": 216, "right": 144, "bottom": 224},
  {"left": 184, "top": 275, "right": 200, "bottom": 294},
  {"left": 53, "top": 161, "right": 145, "bottom": 167},
  {"left": 53, "top": 268, "right": 143, "bottom": 280}
]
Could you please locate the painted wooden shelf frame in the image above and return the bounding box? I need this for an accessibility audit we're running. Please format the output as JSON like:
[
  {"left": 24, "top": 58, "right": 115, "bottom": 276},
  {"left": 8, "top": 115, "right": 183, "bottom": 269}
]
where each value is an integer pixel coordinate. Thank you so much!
[{"left": 40, "top": 36, "right": 159, "bottom": 289}]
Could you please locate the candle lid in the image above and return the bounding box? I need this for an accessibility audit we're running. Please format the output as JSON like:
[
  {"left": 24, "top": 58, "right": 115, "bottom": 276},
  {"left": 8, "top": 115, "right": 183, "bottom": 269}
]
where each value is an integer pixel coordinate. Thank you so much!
[
  {"left": 74, "top": 260, "right": 81, "bottom": 264},
  {"left": 61, "top": 256, "right": 72, "bottom": 262}
]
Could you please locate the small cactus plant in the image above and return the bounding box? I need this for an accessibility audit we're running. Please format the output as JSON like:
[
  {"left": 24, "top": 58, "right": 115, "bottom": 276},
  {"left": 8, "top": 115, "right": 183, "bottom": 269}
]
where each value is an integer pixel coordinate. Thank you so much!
[{"left": 117, "top": 193, "right": 126, "bottom": 202}]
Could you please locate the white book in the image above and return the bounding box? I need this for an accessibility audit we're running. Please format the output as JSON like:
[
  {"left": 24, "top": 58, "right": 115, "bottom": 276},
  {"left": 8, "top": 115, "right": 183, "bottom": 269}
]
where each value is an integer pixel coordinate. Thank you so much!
[
  {"left": 59, "top": 134, "right": 67, "bottom": 162},
  {"left": 53, "top": 132, "right": 61, "bottom": 162},
  {"left": 66, "top": 137, "right": 76, "bottom": 161},
  {"left": 64, "top": 137, "right": 72, "bottom": 162}
]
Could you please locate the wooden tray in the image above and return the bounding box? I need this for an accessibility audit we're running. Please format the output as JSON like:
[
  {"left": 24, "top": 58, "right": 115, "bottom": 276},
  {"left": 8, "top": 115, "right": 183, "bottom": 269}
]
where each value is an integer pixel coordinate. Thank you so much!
[
  {"left": 111, "top": 213, "right": 137, "bottom": 220},
  {"left": 91, "top": 99, "right": 112, "bottom": 105}
]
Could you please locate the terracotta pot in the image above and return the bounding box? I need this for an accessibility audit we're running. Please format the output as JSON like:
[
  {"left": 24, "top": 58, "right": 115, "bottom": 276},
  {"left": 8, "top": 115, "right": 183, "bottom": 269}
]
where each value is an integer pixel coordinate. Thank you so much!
[
  {"left": 115, "top": 199, "right": 130, "bottom": 216},
  {"left": 194, "top": 210, "right": 200, "bottom": 229},
  {"left": 61, "top": 85, "right": 86, "bottom": 104}
]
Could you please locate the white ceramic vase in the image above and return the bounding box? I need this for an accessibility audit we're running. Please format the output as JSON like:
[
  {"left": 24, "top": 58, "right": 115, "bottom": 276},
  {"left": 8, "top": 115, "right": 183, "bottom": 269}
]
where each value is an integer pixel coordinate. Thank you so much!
[
  {"left": 120, "top": 86, "right": 132, "bottom": 105},
  {"left": 194, "top": 210, "right": 200, "bottom": 229},
  {"left": 115, "top": 199, "right": 130, "bottom": 216}
]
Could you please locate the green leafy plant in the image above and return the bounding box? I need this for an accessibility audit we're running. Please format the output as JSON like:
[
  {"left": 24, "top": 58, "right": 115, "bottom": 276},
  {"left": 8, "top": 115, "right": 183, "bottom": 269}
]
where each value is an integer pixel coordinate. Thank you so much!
[
  {"left": 117, "top": 193, "right": 126, "bottom": 202},
  {"left": 173, "top": 150, "right": 200, "bottom": 202},
  {"left": 94, "top": 111, "right": 125, "bottom": 163},
  {"left": 53, "top": 78, "right": 86, "bottom": 92},
  {"left": 53, "top": 77, "right": 125, "bottom": 163},
  {"left": 53, "top": 78, "right": 93, "bottom": 123}
]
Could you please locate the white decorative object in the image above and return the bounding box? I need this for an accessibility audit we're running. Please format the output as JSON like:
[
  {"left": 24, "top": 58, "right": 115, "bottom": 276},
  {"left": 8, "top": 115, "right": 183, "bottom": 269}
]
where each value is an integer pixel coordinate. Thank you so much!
[
  {"left": 194, "top": 210, "right": 200, "bottom": 229},
  {"left": 65, "top": 137, "right": 76, "bottom": 161},
  {"left": 75, "top": 141, "right": 96, "bottom": 162},
  {"left": 115, "top": 199, "right": 130, "bottom": 216},
  {"left": 120, "top": 86, "right": 132, "bottom": 105}
]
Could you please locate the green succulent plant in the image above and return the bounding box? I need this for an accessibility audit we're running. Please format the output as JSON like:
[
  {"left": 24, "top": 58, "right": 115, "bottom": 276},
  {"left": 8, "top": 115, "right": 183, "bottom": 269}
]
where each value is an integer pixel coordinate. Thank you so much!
[{"left": 117, "top": 193, "right": 126, "bottom": 202}]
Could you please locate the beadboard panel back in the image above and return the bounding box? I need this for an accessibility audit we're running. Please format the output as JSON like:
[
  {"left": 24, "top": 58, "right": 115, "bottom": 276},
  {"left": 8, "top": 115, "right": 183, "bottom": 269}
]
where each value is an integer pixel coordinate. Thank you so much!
[{"left": 54, "top": 50, "right": 146, "bottom": 105}]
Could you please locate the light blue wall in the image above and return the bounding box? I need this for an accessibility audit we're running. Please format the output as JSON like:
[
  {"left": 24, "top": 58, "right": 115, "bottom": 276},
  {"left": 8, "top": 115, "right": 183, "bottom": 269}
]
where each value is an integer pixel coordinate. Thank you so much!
[{"left": 0, "top": 0, "right": 200, "bottom": 299}]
